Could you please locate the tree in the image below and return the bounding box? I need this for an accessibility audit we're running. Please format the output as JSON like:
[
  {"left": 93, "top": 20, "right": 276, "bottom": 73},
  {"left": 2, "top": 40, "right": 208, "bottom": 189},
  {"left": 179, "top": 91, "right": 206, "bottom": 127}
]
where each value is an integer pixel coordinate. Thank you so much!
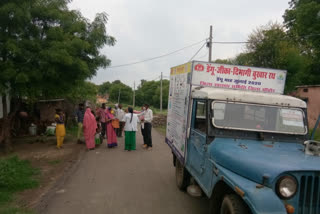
[
  {"left": 152, "top": 80, "right": 169, "bottom": 109},
  {"left": 108, "top": 80, "right": 133, "bottom": 104},
  {"left": 284, "top": 0, "right": 320, "bottom": 83},
  {"left": 66, "top": 81, "right": 98, "bottom": 104},
  {"left": 213, "top": 58, "right": 234, "bottom": 65},
  {"left": 0, "top": 0, "right": 115, "bottom": 150},
  {"left": 98, "top": 81, "right": 111, "bottom": 95},
  {"left": 0, "top": 0, "right": 115, "bottom": 98},
  {"left": 240, "top": 22, "right": 311, "bottom": 92}
]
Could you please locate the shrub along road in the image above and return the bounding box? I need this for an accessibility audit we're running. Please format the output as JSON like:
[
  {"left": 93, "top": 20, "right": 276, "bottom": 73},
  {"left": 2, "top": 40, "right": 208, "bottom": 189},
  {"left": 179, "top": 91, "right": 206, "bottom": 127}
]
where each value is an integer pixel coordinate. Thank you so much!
[{"left": 43, "top": 129, "right": 208, "bottom": 214}]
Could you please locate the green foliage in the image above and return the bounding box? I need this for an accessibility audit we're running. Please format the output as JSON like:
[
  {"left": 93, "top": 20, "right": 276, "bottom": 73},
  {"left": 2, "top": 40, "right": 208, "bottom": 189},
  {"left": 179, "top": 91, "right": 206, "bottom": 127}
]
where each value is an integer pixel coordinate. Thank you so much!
[
  {"left": 108, "top": 80, "right": 133, "bottom": 104},
  {"left": 0, "top": 206, "right": 34, "bottom": 214},
  {"left": 135, "top": 79, "right": 168, "bottom": 109},
  {"left": 213, "top": 58, "right": 235, "bottom": 65},
  {"left": 66, "top": 81, "right": 98, "bottom": 104},
  {"left": 217, "top": 22, "right": 314, "bottom": 93},
  {"left": 0, "top": 0, "right": 115, "bottom": 99},
  {"left": 98, "top": 79, "right": 169, "bottom": 109},
  {"left": 0, "top": 156, "right": 39, "bottom": 204},
  {"left": 284, "top": 0, "right": 320, "bottom": 84},
  {"left": 98, "top": 81, "right": 111, "bottom": 95}
]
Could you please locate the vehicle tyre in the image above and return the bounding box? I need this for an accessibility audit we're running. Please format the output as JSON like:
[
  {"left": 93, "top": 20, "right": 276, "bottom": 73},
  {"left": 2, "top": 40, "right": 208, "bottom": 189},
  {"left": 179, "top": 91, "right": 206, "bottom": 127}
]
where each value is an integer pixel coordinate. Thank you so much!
[
  {"left": 175, "top": 158, "right": 190, "bottom": 190},
  {"left": 220, "top": 194, "right": 249, "bottom": 214}
]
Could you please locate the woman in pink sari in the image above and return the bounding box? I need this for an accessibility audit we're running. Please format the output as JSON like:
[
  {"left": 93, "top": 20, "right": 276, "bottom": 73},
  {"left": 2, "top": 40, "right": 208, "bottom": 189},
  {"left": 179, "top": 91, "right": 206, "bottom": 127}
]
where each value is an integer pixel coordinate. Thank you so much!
[
  {"left": 106, "top": 107, "right": 118, "bottom": 148},
  {"left": 83, "top": 108, "right": 97, "bottom": 150}
]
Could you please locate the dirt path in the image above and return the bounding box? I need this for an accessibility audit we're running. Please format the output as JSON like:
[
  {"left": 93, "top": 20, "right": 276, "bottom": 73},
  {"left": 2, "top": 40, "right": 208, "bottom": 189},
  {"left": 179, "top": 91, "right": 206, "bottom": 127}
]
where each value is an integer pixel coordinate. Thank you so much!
[{"left": 42, "top": 129, "right": 209, "bottom": 214}]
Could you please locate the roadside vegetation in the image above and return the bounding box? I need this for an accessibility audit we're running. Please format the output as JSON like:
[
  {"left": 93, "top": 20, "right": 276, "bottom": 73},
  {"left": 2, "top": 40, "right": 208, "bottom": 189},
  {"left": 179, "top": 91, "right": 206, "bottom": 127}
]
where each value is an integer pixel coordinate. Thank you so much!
[{"left": 0, "top": 156, "right": 39, "bottom": 214}]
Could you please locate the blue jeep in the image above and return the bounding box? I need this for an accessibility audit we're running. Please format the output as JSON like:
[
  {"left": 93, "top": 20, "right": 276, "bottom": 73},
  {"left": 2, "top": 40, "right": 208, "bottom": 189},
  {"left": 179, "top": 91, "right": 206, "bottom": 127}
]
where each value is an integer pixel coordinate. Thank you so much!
[{"left": 171, "top": 87, "right": 319, "bottom": 214}]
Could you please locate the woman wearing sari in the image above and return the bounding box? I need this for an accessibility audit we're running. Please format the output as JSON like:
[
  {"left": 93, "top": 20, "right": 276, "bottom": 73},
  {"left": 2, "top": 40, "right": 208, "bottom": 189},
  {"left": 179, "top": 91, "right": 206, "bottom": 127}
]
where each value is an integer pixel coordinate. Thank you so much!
[
  {"left": 106, "top": 107, "right": 118, "bottom": 148},
  {"left": 83, "top": 107, "right": 97, "bottom": 150}
]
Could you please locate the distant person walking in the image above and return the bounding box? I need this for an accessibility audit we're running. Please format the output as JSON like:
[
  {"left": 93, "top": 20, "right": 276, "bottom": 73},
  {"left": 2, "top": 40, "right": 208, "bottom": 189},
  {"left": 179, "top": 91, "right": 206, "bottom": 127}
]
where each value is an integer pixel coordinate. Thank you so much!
[
  {"left": 116, "top": 104, "right": 125, "bottom": 137},
  {"left": 106, "top": 107, "right": 118, "bottom": 148},
  {"left": 55, "top": 109, "right": 66, "bottom": 149},
  {"left": 97, "top": 103, "right": 107, "bottom": 139},
  {"left": 142, "top": 104, "right": 153, "bottom": 150},
  {"left": 75, "top": 103, "right": 85, "bottom": 144},
  {"left": 124, "top": 107, "right": 139, "bottom": 151},
  {"left": 83, "top": 107, "right": 97, "bottom": 150}
]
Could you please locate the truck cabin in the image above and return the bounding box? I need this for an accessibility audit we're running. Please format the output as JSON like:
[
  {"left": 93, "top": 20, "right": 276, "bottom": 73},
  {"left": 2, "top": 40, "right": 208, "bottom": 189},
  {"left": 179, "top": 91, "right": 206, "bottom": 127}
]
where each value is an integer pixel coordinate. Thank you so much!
[{"left": 191, "top": 87, "right": 308, "bottom": 143}]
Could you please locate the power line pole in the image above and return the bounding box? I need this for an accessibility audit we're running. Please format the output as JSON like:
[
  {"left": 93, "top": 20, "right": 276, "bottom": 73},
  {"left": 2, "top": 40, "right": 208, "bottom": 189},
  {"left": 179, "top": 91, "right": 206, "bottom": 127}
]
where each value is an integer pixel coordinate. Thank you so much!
[
  {"left": 133, "top": 81, "right": 135, "bottom": 108},
  {"left": 208, "top": 25, "right": 213, "bottom": 62},
  {"left": 160, "top": 72, "right": 163, "bottom": 112}
]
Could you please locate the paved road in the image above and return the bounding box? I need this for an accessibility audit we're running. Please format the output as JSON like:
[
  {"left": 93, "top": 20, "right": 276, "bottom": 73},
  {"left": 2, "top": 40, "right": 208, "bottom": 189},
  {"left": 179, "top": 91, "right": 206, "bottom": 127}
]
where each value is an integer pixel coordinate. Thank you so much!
[{"left": 43, "top": 129, "right": 209, "bottom": 214}]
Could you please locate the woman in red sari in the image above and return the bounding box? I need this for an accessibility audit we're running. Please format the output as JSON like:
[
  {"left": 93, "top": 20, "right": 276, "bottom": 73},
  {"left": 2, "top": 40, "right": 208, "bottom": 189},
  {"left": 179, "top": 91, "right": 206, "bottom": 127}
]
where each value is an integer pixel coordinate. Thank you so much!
[
  {"left": 106, "top": 107, "right": 118, "bottom": 148},
  {"left": 83, "top": 108, "right": 97, "bottom": 150}
]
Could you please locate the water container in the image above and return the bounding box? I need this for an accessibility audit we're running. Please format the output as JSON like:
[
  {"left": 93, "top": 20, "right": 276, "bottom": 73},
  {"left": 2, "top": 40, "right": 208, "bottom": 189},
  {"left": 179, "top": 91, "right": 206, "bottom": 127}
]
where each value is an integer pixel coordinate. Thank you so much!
[
  {"left": 46, "top": 126, "right": 56, "bottom": 136},
  {"left": 29, "top": 124, "right": 37, "bottom": 136}
]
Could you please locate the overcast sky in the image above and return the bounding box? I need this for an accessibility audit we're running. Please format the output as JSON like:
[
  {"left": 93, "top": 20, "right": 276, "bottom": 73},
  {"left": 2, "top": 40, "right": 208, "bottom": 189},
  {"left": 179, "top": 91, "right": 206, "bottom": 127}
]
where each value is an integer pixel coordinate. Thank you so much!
[{"left": 69, "top": 0, "right": 290, "bottom": 88}]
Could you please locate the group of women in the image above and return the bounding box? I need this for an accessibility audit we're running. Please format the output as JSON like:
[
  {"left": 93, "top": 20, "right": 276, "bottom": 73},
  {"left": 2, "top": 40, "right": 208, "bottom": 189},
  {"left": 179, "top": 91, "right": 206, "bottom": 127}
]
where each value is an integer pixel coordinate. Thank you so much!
[{"left": 83, "top": 106, "right": 138, "bottom": 151}]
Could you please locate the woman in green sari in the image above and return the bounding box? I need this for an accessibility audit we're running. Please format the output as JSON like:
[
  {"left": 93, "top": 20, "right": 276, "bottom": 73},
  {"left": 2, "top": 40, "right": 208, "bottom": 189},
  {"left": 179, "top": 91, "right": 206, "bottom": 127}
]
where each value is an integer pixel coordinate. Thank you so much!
[{"left": 124, "top": 107, "right": 139, "bottom": 151}]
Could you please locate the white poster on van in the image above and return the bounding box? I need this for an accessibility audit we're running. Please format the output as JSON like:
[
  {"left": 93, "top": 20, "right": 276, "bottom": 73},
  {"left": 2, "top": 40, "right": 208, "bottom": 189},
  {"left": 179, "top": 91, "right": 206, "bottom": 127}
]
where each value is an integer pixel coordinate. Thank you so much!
[
  {"left": 166, "top": 63, "right": 192, "bottom": 161},
  {"left": 191, "top": 61, "right": 287, "bottom": 94}
]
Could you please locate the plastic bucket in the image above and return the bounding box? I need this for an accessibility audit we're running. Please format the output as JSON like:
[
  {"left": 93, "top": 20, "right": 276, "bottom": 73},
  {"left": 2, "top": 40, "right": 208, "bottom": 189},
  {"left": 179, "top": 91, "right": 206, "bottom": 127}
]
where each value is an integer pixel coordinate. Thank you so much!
[{"left": 29, "top": 126, "right": 37, "bottom": 136}]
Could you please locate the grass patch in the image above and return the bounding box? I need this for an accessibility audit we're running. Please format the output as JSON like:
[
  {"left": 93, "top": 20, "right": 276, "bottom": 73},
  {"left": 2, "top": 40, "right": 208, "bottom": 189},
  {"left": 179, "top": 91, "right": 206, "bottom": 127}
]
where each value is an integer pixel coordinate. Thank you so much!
[
  {"left": 0, "top": 156, "right": 39, "bottom": 205},
  {"left": 0, "top": 206, "right": 34, "bottom": 214},
  {"left": 48, "top": 160, "right": 61, "bottom": 165}
]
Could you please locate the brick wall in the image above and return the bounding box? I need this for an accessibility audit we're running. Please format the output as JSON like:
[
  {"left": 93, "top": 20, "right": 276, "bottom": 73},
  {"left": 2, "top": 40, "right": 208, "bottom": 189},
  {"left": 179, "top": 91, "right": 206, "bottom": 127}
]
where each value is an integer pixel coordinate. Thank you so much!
[{"left": 296, "top": 87, "right": 320, "bottom": 129}]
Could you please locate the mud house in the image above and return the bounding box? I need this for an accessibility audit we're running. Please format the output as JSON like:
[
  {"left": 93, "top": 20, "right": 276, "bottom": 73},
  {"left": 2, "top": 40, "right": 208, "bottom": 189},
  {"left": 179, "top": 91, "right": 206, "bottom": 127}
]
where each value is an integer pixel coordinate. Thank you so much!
[{"left": 295, "top": 85, "right": 320, "bottom": 129}]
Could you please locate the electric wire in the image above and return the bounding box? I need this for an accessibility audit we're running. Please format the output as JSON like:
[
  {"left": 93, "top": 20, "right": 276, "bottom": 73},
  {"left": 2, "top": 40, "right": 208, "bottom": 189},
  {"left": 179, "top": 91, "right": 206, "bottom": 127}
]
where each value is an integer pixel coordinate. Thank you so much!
[
  {"left": 108, "top": 39, "right": 207, "bottom": 68},
  {"left": 189, "top": 42, "right": 207, "bottom": 61}
]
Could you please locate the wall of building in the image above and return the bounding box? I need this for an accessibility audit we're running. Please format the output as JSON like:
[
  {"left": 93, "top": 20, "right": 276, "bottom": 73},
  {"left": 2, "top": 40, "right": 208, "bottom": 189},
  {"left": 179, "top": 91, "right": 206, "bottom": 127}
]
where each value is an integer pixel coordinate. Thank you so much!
[{"left": 296, "top": 87, "right": 320, "bottom": 129}]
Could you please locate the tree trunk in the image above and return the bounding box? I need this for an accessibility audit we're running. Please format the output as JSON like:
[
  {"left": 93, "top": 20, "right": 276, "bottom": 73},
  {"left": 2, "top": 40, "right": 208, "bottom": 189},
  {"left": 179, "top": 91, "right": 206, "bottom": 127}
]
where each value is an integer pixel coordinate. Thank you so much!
[
  {"left": 2, "top": 95, "right": 7, "bottom": 117},
  {"left": 0, "top": 96, "right": 20, "bottom": 153}
]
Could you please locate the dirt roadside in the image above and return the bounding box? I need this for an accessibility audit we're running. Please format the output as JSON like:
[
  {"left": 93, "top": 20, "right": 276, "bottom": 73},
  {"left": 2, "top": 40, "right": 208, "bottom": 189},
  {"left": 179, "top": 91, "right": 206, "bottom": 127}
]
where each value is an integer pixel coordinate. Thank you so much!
[{"left": 3, "top": 135, "right": 86, "bottom": 212}]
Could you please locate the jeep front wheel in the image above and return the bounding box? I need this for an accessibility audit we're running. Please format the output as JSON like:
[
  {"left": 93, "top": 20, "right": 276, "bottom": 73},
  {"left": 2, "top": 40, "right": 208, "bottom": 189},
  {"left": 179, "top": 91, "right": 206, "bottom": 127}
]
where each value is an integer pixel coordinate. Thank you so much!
[{"left": 220, "top": 194, "right": 249, "bottom": 214}]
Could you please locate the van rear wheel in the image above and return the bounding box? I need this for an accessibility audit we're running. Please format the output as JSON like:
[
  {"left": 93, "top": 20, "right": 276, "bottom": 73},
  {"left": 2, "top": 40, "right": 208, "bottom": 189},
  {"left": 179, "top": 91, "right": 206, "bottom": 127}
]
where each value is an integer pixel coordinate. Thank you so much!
[
  {"left": 220, "top": 194, "right": 249, "bottom": 214},
  {"left": 175, "top": 158, "right": 189, "bottom": 190}
]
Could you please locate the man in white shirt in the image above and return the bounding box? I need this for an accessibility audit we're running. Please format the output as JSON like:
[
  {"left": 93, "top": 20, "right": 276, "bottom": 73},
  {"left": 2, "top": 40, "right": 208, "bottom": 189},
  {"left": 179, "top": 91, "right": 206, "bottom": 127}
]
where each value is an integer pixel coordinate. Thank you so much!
[
  {"left": 116, "top": 104, "right": 125, "bottom": 137},
  {"left": 142, "top": 104, "right": 153, "bottom": 150}
]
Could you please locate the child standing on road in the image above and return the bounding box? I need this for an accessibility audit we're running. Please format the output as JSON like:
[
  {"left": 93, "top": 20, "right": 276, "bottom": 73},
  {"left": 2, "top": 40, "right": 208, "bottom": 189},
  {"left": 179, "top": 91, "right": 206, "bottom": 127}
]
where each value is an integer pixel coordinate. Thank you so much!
[{"left": 95, "top": 119, "right": 102, "bottom": 146}]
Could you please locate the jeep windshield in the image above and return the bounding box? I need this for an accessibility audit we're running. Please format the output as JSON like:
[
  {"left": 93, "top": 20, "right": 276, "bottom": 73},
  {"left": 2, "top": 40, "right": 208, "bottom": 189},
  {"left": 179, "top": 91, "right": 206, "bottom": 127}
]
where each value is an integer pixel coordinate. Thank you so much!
[{"left": 212, "top": 101, "right": 307, "bottom": 135}]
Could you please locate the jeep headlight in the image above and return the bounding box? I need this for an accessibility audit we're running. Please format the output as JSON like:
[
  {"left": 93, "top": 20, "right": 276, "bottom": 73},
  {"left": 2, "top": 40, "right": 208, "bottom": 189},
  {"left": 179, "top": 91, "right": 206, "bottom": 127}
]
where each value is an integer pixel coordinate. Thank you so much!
[{"left": 276, "top": 176, "right": 297, "bottom": 199}]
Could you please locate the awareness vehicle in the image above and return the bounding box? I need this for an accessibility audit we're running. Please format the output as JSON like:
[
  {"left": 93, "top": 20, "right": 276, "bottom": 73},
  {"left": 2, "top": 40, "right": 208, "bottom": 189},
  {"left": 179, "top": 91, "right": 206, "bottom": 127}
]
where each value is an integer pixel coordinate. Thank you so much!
[{"left": 166, "top": 61, "right": 320, "bottom": 214}]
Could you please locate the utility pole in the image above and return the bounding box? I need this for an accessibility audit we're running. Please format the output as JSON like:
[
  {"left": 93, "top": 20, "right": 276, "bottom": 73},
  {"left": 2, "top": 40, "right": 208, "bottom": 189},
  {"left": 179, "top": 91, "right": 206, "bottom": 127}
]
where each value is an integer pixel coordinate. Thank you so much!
[
  {"left": 160, "top": 72, "right": 163, "bottom": 112},
  {"left": 133, "top": 81, "right": 135, "bottom": 108},
  {"left": 118, "top": 88, "right": 121, "bottom": 104},
  {"left": 208, "top": 25, "right": 213, "bottom": 62}
]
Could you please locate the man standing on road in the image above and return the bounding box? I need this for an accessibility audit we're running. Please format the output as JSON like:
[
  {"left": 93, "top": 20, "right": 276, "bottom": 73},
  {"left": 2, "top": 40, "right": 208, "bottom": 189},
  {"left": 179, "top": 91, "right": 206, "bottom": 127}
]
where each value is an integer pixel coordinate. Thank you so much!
[
  {"left": 97, "top": 103, "right": 107, "bottom": 139},
  {"left": 142, "top": 104, "right": 153, "bottom": 150},
  {"left": 75, "top": 103, "right": 85, "bottom": 144},
  {"left": 116, "top": 104, "right": 125, "bottom": 137}
]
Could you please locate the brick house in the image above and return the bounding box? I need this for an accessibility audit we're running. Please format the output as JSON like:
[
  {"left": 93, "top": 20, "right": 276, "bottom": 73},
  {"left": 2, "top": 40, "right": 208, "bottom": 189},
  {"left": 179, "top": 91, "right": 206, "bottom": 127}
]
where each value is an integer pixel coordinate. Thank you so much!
[{"left": 295, "top": 85, "right": 320, "bottom": 129}]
